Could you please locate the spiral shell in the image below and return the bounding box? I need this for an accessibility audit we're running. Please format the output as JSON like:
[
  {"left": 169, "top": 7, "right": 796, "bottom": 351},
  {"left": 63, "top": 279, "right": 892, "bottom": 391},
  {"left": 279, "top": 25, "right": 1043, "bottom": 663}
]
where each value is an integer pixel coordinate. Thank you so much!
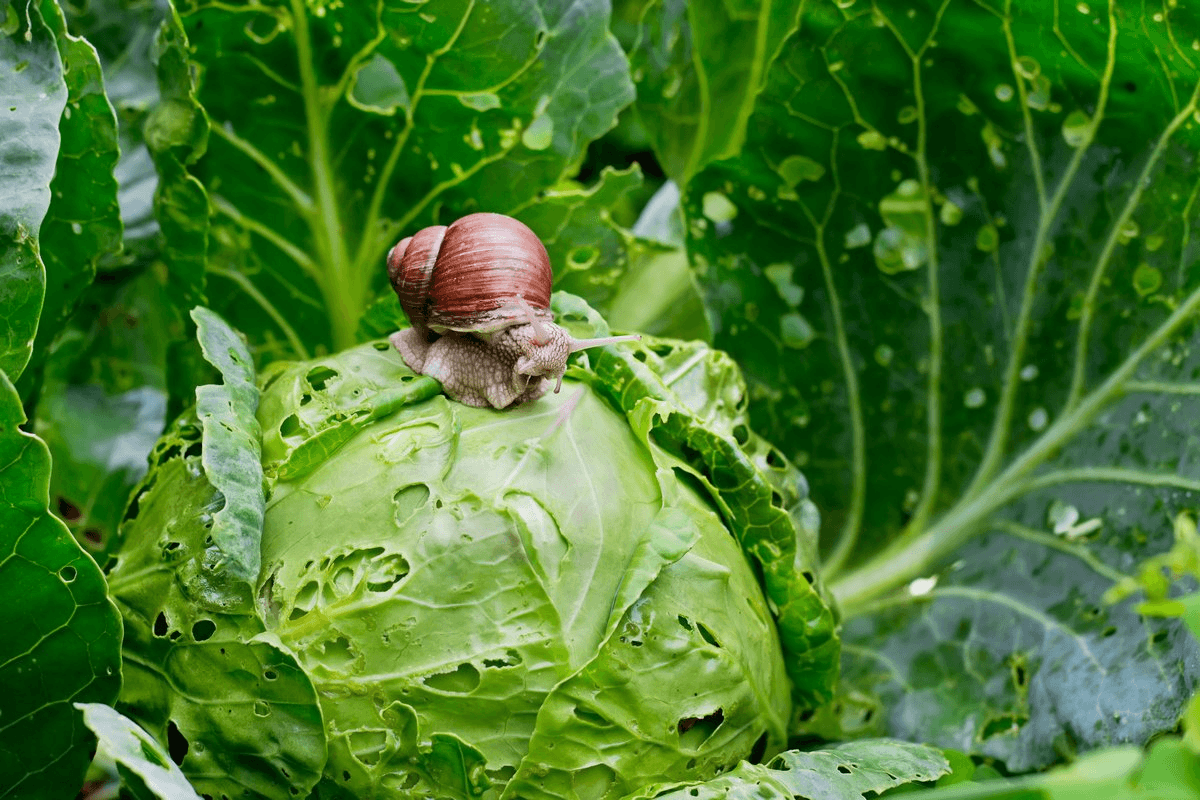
[{"left": 387, "top": 212, "right": 553, "bottom": 337}]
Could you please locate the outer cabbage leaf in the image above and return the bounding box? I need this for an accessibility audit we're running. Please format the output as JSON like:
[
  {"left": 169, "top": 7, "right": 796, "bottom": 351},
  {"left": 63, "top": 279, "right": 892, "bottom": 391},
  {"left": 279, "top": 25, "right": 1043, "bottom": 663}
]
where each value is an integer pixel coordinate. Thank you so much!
[
  {"left": 0, "top": 0, "right": 66, "bottom": 379},
  {"left": 0, "top": 370, "right": 122, "bottom": 798},
  {"left": 621, "top": 739, "right": 950, "bottom": 800},
  {"left": 108, "top": 416, "right": 327, "bottom": 800},
  {"left": 681, "top": 0, "right": 1200, "bottom": 769},
  {"left": 176, "top": 0, "right": 633, "bottom": 354},
  {"left": 190, "top": 306, "right": 264, "bottom": 584},
  {"left": 555, "top": 295, "right": 838, "bottom": 705}
]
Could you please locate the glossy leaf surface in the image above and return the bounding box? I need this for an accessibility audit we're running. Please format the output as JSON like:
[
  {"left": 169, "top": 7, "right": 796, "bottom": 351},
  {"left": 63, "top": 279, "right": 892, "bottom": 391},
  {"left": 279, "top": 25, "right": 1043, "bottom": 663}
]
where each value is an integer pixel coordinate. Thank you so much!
[
  {"left": 678, "top": 0, "right": 1200, "bottom": 768},
  {"left": 0, "top": 370, "right": 121, "bottom": 798}
]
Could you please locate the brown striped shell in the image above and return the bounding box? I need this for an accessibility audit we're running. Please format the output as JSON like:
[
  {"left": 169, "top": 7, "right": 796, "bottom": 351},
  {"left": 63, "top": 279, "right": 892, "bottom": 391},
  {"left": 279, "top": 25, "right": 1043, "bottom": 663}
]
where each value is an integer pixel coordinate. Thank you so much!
[{"left": 387, "top": 212, "right": 553, "bottom": 337}]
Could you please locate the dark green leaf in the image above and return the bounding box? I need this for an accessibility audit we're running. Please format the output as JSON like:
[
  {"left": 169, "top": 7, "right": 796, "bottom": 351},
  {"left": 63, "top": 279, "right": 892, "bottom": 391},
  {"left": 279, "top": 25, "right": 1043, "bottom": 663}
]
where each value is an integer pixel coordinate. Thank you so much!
[
  {"left": 35, "top": 269, "right": 175, "bottom": 557},
  {"left": 147, "top": 5, "right": 208, "bottom": 312},
  {"left": 179, "top": 0, "right": 633, "bottom": 354},
  {"left": 0, "top": 369, "right": 121, "bottom": 798},
  {"left": 626, "top": 0, "right": 801, "bottom": 184},
  {"left": 75, "top": 702, "right": 204, "bottom": 800},
  {"left": 682, "top": 0, "right": 1200, "bottom": 766},
  {"left": 30, "top": 0, "right": 122, "bottom": 367},
  {"left": 190, "top": 306, "right": 263, "bottom": 584},
  {"left": 0, "top": 0, "right": 66, "bottom": 379}
]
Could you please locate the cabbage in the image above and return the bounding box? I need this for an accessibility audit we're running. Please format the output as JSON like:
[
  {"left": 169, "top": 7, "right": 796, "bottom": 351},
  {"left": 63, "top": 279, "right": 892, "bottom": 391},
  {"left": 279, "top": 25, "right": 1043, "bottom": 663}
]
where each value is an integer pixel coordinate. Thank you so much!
[{"left": 108, "top": 307, "right": 836, "bottom": 800}]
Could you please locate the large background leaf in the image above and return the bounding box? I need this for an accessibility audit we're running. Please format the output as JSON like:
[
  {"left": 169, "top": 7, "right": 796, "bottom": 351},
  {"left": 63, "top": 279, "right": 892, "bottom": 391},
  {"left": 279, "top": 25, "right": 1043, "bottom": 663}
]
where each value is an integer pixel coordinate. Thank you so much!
[
  {"left": 178, "top": 0, "right": 634, "bottom": 356},
  {"left": 678, "top": 0, "right": 1200, "bottom": 768},
  {"left": 0, "top": 0, "right": 67, "bottom": 380},
  {"left": 0, "top": 368, "right": 122, "bottom": 798}
]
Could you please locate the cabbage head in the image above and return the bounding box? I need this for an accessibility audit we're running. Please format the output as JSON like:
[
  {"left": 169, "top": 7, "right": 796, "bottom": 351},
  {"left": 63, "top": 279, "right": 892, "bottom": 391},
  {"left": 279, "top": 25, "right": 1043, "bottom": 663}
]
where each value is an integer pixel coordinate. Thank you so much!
[{"left": 108, "top": 308, "right": 836, "bottom": 800}]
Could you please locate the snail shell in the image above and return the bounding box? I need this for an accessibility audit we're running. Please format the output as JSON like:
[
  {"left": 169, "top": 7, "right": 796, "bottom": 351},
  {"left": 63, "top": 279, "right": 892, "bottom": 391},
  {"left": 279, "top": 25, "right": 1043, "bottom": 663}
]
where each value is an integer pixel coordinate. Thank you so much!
[{"left": 387, "top": 212, "right": 553, "bottom": 338}]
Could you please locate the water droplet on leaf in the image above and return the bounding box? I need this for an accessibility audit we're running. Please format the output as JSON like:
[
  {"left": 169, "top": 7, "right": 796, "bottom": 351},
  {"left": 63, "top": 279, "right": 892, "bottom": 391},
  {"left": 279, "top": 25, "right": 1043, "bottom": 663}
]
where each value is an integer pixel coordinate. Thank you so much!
[
  {"left": 1028, "top": 407, "right": 1048, "bottom": 431},
  {"left": 1020, "top": 364, "right": 1039, "bottom": 381},
  {"left": 995, "top": 84, "right": 1014, "bottom": 102},
  {"left": 874, "top": 344, "right": 894, "bottom": 366},
  {"left": 1014, "top": 56, "right": 1040, "bottom": 80},
  {"left": 857, "top": 130, "right": 888, "bottom": 150},
  {"left": 964, "top": 387, "right": 986, "bottom": 408},
  {"left": 1133, "top": 263, "right": 1163, "bottom": 296},
  {"left": 845, "top": 223, "right": 871, "bottom": 249},
  {"left": 1118, "top": 219, "right": 1140, "bottom": 244},
  {"left": 1061, "top": 110, "right": 1092, "bottom": 147},
  {"left": 702, "top": 192, "right": 737, "bottom": 223}
]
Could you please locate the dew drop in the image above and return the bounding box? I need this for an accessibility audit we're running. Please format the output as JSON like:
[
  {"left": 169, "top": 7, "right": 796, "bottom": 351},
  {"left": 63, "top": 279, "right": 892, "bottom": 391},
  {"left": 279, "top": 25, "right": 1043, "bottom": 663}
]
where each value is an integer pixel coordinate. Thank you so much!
[
  {"left": 909, "top": 576, "right": 938, "bottom": 596},
  {"left": 1028, "top": 407, "right": 1048, "bottom": 431},
  {"left": 964, "top": 387, "right": 986, "bottom": 408},
  {"left": 874, "top": 344, "right": 894, "bottom": 366},
  {"left": 1061, "top": 110, "right": 1092, "bottom": 148},
  {"left": 995, "top": 84, "right": 1014, "bottom": 102},
  {"left": 939, "top": 201, "right": 963, "bottom": 226},
  {"left": 857, "top": 130, "right": 888, "bottom": 151},
  {"left": 71, "top": 222, "right": 82, "bottom": 234},
  {"left": 1076, "top": 1, "right": 1090, "bottom": 12},
  {"left": 1020, "top": 364, "right": 1039, "bottom": 381},
  {"left": 702, "top": 192, "right": 737, "bottom": 223},
  {"left": 844, "top": 223, "right": 872, "bottom": 249},
  {"left": 1133, "top": 263, "right": 1163, "bottom": 297},
  {"left": 1014, "top": 56, "right": 1040, "bottom": 80},
  {"left": 1117, "top": 220, "right": 1140, "bottom": 244}
]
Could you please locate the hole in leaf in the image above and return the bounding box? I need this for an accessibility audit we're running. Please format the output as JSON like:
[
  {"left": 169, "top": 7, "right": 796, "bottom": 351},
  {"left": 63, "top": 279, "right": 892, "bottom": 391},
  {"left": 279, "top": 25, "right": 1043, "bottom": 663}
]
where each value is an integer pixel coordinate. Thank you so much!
[
  {"left": 154, "top": 612, "right": 169, "bottom": 637},
  {"left": 678, "top": 708, "right": 723, "bottom": 747},
  {"left": 253, "top": 700, "right": 271, "bottom": 717},
  {"left": 422, "top": 662, "right": 480, "bottom": 693},
  {"left": 264, "top": 669, "right": 278, "bottom": 681},
  {"left": 367, "top": 553, "right": 411, "bottom": 592},
  {"left": 280, "top": 414, "right": 302, "bottom": 437},
  {"left": 696, "top": 622, "right": 721, "bottom": 648},
  {"left": 633, "top": 350, "right": 648, "bottom": 362},
  {"left": 837, "top": 765, "right": 852, "bottom": 774},
  {"left": 1152, "top": 629, "right": 1168, "bottom": 645},
  {"left": 573, "top": 706, "right": 607, "bottom": 725},
  {"left": 732, "top": 425, "right": 749, "bottom": 446},
  {"left": 306, "top": 366, "right": 339, "bottom": 391},
  {"left": 677, "top": 615, "right": 693, "bottom": 631},
  {"left": 394, "top": 484, "right": 430, "bottom": 524},
  {"left": 192, "top": 620, "right": 216, "bottom": 641},
  {"left": 482, "top": 649, "right": 522, "bottom": 668},
  {"left": 373, "top": 341, "right": 390, "bottom": 351},
  {"left": 348, "top": 729, "right": 388, "bottom": 766},
  {"left": 167, "top": 720, "right": 188, "bottom": 766},
  {"left": 59, "top": 565, "right": 77, "bottom": 582},
  {"left": 981, "top": 713, "right": 1027, "bottom": 739}
]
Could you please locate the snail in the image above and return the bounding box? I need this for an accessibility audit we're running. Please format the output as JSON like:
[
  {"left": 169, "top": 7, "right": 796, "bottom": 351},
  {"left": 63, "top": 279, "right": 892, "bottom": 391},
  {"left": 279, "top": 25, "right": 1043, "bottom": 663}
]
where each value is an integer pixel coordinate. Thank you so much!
[{"left": 387, "top": 212, "right": 640, "bottom": 409}]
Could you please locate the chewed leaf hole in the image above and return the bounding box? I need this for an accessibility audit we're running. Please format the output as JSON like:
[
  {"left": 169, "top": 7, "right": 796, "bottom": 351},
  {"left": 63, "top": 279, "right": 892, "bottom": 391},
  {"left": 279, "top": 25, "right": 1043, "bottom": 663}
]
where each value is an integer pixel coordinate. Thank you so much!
[
  {"left": 373, "top": 341, "right": 390, "bottom": 351},
  {"left": 696, "top": 622, "right": 721, "bottom": 648},
  {"left": 57, "top": 564, "right": 76, "bottom": 583},
  {"left": 574, "top": 706, "right": 608, "bottom": 726},
  {"left": 394, "top": 484, "right": 430, "bottom": 525},
  {"left": 167, "top": 720, "right": 188, "bottom": 766},
  {"left": 280, "top": 414, "right": 302, "bottom": 437},
  {"left": 253, "top": 700, "right": 271, "bottom": 718},
  {"left": 314, "top": 636, "right": 358, "bottom": 670},
  {"left": 732, "top": 425, "right": 750, "bottom": 446},
  {"left": 981, "top": 713, "right": 1028, "bottom": 739},
  {"left": 192, "top": 619, "right": 216, "bottom": 641},
  {"left": 677, "top": 615, "right": 693, "bottom": 631},
  {"left": 837, "top": 764, "right": 852, "bottom": 774},
  {"left": 349, "top": 729, "right": 388, "bottom": 766},
  {"left": 154, "top": 612, "right": 169, "bottom": 637},
  {"left": 306, "top": 365, "right": 339, "bottom": 391},
  {"left": 422, "top": 662, "right": 480, "bottom": 693},
  {"left": 678, "top": 708, "right": 723, "bottom": 747},
  {"left": 366, "top": 553, "right": 411, "bottom": 592},
  {"left": 482, "top": 649, "right": 522, "bottom": 668}
]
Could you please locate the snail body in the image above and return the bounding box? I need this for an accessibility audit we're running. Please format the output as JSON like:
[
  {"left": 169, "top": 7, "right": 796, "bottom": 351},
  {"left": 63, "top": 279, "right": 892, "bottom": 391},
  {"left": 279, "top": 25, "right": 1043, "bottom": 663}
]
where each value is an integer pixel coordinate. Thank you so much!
[{"left": 387, "top": 212, "right": 638, "bottom": 409}]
